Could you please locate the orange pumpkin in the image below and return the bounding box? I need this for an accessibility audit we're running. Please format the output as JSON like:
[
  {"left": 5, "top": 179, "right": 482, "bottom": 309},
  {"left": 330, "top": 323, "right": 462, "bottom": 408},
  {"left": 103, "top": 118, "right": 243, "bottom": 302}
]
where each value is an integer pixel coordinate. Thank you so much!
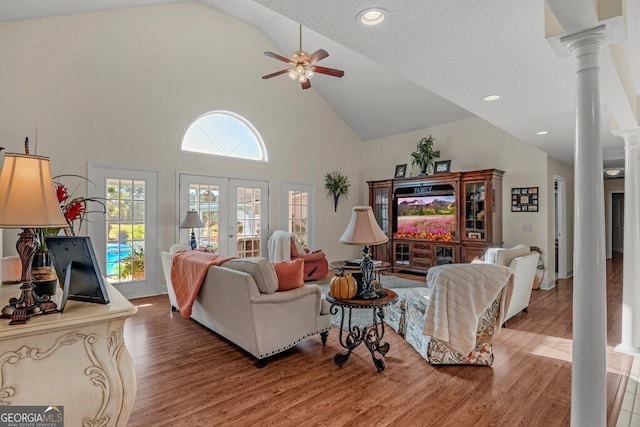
[{"left": 330, "top": 274, "right": 357, "bottom": 300}]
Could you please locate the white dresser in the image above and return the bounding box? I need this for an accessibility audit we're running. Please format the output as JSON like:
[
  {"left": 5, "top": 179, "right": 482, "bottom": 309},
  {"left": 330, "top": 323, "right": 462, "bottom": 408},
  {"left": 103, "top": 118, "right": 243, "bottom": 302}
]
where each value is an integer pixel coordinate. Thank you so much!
[{"left": 0, "top": 282, "right": 137, "bottom": 426}]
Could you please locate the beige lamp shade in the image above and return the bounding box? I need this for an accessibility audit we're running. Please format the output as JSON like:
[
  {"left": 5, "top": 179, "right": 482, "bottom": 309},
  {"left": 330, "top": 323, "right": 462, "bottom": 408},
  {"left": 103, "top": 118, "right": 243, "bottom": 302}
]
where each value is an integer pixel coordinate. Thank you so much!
[
  {"left": 180, "top": 210, "right": 205, "bottom": 229},
  {"left": 339, "top": 206, "right": 388, "bottom": 246},
  {"left": 0, "top": 153, "right": 68, "bottom": 228}
]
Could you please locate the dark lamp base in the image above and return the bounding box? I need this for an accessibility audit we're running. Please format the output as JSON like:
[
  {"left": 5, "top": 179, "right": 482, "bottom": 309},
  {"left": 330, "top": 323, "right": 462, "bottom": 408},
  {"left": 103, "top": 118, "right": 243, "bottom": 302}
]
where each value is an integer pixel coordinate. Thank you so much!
[{"left": 1, "top": 282, "right": 58, "bottom": 325}]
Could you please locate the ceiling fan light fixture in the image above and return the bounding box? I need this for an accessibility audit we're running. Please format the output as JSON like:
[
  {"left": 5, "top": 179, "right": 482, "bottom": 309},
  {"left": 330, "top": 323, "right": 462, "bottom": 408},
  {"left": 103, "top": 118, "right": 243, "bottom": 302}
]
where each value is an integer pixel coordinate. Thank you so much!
[
  {"left": 262, "top": 24, "right": 344, "bottom": 90},
  {"left": 357, "top": 8, "right": 387, "bottom": 26}
]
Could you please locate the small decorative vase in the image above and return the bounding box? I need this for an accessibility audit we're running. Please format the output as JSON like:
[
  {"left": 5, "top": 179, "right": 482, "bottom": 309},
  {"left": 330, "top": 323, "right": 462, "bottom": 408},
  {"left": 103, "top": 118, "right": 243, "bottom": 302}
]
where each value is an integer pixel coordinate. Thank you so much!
[{"left": 32, "top": 251, "right": 58, "bottom": 296}]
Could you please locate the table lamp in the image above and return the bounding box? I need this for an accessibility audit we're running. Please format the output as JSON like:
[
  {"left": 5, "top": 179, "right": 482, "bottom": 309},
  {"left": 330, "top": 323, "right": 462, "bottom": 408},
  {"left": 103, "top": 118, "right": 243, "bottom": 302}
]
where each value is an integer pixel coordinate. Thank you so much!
[
  {"left": 180, "top": 210, "right": 204, "bottom": 250},
  {"left": 0, "top": 148, "right": 69, "bottom": 324},
  {"left": 339, "top": 206, "right": 388, "bottom": 299}
]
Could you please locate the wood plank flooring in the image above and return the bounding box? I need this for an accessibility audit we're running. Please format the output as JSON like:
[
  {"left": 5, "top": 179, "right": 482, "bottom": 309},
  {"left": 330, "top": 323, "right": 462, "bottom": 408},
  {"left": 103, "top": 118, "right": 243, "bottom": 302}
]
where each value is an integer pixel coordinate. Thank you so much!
[{"left": 125, "top": 253, "right": 632, "bottom": 426}]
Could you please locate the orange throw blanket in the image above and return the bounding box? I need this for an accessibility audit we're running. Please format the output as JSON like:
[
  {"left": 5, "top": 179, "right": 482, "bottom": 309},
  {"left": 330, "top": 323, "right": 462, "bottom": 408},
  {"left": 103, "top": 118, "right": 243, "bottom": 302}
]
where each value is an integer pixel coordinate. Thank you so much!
[{"left": 171, "top": 251, "right": 235, "bottom": 318}]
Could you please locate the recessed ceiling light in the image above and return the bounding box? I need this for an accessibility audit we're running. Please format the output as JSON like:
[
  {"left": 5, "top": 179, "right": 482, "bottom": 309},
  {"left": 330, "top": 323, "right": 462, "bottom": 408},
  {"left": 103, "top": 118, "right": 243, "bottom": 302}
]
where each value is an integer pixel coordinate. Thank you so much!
[
  {"left": 482, "top": 94, "right": 501, "bottom": 101},
  {"left": 535, "top": 130, "right": 550, "bottom": 135},
  {"left": 356, "top": 8, "right": 388, "bottom": 26},
  {"left": 605, "top": 168, "right": 623, "bottom": 176}
]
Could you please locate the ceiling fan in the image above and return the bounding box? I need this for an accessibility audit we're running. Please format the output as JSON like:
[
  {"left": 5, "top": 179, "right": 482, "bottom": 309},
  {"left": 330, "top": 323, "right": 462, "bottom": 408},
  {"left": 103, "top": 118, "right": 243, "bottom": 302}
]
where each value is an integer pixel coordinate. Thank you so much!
[{"left": 262, "top": 24, "right": 345, "bottom": 90}]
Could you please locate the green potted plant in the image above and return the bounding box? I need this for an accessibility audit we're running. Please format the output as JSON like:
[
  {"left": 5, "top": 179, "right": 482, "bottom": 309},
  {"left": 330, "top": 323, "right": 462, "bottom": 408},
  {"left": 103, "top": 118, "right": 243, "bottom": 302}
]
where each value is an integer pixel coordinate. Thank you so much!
[
  {"left": 117, "top": 247, "right": 145, "bottom": 280},
  {"left": 324, "top": 171, "right": 351, "bottom": 212},
  {"left": 410, "top": 135, "right": 440, "bottom": 176}
]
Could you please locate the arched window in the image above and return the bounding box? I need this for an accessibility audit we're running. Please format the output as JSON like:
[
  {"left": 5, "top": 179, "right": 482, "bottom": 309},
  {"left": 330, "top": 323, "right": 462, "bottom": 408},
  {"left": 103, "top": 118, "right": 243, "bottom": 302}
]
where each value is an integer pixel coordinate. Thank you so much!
[{"left": 181, "top": 111, "right": 267, "bottom": 161}]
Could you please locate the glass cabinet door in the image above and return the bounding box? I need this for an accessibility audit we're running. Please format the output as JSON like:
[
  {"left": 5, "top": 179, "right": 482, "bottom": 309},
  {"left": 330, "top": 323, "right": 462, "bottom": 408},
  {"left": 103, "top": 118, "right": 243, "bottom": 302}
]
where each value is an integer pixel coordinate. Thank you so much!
[
  {"left": 464, "top": 181, "right": 486, "bottom": 240},
  {"left": 374, "top": 187, "right": 390, "bottom": 235}
]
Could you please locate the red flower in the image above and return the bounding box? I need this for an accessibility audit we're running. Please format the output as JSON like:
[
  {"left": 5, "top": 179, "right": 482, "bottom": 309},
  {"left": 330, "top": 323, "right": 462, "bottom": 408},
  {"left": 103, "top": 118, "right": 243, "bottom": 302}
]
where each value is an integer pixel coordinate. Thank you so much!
[
  {"left": 64, "top": 200, "right": 85, "bottom": 223},
  {"left": 56, "top": 183, "right": 69, "bottom": 203},
  {"left": 51, "top": 175, "right": 106, "bottom": 236}
]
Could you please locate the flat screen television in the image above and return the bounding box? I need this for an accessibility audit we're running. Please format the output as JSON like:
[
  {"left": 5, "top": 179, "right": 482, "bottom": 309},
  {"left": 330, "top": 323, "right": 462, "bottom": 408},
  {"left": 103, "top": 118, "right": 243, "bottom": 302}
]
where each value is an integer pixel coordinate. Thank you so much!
[
  {"left": 394, "top": 194, "right": 456, "bottom": 241},
  {"left": 45, "top": 236, "right": 110, "bottom": 311}
]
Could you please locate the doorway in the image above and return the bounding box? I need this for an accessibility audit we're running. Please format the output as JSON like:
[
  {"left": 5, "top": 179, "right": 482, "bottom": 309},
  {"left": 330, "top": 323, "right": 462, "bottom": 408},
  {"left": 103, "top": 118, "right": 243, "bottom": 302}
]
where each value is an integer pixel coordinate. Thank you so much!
[
  {"left": 88, "top": 165, "right": 160, "bottom": 299},
  {"left": 179, "top": 174, "right": 269, "bottom": 257},
  {"left": 554, "top": 176, "right": 569, "bottom": 279},
  {"left": 612, "top": 193, "right": 625, "bottom": 253}
]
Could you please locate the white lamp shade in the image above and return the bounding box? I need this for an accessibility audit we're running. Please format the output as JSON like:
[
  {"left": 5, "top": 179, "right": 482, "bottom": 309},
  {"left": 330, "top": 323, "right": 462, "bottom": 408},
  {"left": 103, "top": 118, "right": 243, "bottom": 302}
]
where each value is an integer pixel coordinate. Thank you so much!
[
  {"left": 339, "top": 206, "right": 388, "bottom": 246},
  {"left": 0, "top": 153, "right": 68, "bottom": 228},
  {"left": 180, "top": 210, "right": 204, "bottom": 228}
]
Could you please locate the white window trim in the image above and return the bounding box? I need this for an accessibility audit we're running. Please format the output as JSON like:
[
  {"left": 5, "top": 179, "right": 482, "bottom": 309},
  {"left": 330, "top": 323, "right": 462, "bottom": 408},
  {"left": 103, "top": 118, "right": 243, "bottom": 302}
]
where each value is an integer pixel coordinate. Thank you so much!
[
  {"left": 280, "top": 182, "right": 316, "bottom": 250},
  {"left": 179, "top": 110, "right": 268, "bottom": 162}
]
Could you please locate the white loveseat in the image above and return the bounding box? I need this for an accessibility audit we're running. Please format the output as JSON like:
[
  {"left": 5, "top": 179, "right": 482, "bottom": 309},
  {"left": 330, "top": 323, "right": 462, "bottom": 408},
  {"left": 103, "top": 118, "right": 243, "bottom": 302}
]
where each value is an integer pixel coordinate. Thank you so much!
[{"left": 160, "top": 251, "right": 331, "bottom": 366}]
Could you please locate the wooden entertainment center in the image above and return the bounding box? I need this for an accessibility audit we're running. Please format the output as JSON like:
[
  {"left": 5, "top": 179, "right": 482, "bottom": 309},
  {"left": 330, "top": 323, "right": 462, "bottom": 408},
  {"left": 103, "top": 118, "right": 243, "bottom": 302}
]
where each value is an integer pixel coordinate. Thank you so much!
[{"left": 368, "top": 168, "right": 504, "bottom": 274}]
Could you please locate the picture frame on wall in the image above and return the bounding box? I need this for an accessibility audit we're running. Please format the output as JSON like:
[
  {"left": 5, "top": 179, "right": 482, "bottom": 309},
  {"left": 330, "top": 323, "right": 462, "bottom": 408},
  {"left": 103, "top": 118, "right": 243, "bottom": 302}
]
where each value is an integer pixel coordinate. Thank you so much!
[
  {"left": 434, "top": 160, "right": 451, "bottom": 174},
  {"left": 511, "top": 186, "right": 539, "bottom": 212},
  {"left": 394, "top": 164, "right": 407, "bottom": 178}
]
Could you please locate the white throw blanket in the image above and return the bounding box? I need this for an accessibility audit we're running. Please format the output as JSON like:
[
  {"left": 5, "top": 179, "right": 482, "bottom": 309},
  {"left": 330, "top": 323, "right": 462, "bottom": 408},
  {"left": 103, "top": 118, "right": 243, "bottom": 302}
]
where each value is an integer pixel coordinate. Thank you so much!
[
  {"left": 422, "top": 263, "right": 513, "bottom": 356},
  {"left": 267, "top": 230, "right": 293, "bottom": 262}
]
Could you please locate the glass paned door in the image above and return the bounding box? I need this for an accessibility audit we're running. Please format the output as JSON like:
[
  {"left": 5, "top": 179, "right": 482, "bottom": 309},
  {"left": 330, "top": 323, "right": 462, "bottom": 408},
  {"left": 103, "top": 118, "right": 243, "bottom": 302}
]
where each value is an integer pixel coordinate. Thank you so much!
[
  {"left": 180, "top": 175, "right": 268, "bottom": 257},
  {"left": 106, "top": 178, "right": 146, "bottom": 282},
  {"left": 288, "top": 190, "right": 308, "bottom": 246},
  {"left": 188, "top": 182, "right": 222, "bottom": 252},
  {"left": 230, "top": 180, "right": 268, "bottom": 258},
  {"left": 281, "top": 183, "right": 315, "bottom": 250},
  {"left": 88, "top": 165, "right": 159, "bottom": 299}
]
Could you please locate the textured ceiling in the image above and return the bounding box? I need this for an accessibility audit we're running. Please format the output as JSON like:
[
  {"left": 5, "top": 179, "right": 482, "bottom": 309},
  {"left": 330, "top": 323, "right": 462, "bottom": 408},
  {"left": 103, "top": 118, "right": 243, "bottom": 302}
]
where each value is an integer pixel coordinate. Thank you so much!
[{"left": 1, "top": 0, "right": 638, "bottom": 168}]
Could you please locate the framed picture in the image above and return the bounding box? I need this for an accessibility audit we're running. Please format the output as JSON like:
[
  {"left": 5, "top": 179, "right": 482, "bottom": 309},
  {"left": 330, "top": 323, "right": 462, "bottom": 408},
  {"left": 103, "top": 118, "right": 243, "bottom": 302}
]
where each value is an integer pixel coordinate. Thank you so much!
[
  {"left": 394, "top": 164, "right": 407, "bottom": 178},
  {"left": 45, "top": 236, "right": 110, "bottom": 311},
  {"left": 468, "top": 232, "right": 482, "bottom": 239},
  {"left": 511, "top": 187, "right": 539, "bottom": 212},
  {"left": 434, "top": 160, "right": 451, "bottom": 174}
]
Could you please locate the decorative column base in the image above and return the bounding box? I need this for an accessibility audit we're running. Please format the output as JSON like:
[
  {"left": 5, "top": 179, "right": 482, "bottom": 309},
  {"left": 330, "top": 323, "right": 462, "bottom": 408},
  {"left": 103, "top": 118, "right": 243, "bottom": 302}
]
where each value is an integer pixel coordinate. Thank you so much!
[{"left": 615, "top": 344, "right": 640, "bottom": 357}]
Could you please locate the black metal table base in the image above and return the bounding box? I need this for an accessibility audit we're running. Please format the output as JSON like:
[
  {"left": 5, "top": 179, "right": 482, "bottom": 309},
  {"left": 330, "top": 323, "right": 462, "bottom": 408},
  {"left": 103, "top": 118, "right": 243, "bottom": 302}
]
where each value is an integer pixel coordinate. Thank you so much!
[{"left": 330, "top": 304, "right": 390, "bottom": 372}]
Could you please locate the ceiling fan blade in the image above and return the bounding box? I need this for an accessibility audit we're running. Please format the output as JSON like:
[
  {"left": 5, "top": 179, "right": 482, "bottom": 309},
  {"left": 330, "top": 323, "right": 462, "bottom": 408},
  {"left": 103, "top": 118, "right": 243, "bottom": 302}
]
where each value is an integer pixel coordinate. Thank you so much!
[
  {"left": 313, "top": 66, "right": 345, "bottom": 78},
  {"left": 263, "top": 51, "right": 292, "bottom": 64},
  {"left": 308, "top": 49, "right": 329, "bottom": 64},
  {"left": 301, "top": 79, "right": 311, "bottom": 90},
  {"left": 262, "top": 69, "right": 289, "bottom": 79}
]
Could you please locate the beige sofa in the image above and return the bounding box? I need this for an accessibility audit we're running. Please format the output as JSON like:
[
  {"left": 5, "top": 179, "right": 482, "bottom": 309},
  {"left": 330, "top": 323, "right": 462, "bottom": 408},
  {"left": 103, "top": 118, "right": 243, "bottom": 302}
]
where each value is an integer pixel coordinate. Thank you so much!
[{"left": 161, "top": 251, "right": 331, "bottom": 367}]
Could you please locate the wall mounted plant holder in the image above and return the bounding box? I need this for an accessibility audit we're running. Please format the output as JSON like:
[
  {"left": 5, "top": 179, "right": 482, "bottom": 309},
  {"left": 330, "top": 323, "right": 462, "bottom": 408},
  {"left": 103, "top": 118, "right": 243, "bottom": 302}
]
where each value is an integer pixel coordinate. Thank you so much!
[{"left": 324, "top": 171, "right": 351, "bottom": 212}]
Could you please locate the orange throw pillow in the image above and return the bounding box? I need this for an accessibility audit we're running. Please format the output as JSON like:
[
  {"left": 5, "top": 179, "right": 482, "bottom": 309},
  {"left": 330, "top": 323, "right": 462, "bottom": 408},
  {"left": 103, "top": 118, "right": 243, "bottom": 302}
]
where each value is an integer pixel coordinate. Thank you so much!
[{"left": 273, "top": 258, "right": 305, "bottom": 291}]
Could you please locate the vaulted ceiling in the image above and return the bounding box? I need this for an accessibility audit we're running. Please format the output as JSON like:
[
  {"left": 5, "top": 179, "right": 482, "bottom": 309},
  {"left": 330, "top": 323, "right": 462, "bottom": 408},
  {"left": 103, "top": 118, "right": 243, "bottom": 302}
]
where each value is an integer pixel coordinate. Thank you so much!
[{"left": 2, "top": 0, "right": 638, "bottom": 170}]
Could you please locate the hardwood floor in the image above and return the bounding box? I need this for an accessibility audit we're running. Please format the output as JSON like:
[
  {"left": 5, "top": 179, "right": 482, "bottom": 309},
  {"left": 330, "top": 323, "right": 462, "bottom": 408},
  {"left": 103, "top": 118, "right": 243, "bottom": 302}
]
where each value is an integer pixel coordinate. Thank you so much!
[{"left": 125, "top": 254, "right": 632, "bottom": 426}]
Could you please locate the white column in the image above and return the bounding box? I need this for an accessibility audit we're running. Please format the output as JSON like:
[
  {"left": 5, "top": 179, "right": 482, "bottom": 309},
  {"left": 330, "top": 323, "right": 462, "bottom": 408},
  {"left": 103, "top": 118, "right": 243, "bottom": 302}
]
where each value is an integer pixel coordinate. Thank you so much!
[
  {"left": 562, "top": 27, "right": 607, "bottom": 427},
  {"left": 615, "top": 129, "right": 640, "bottom": 355}
]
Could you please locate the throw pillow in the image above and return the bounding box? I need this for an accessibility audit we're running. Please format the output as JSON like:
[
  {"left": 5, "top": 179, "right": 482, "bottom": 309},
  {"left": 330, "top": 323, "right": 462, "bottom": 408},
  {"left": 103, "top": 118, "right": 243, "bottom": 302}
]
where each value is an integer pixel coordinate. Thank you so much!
[
  {"left": 169, "top": 243, "right": 191, "bottom": 254},
  {"left": 273, "top": 258, "right": 304, "bottom": 291},
  {"left": 222, "top": 258, "right": 279, "bottom": 294}
]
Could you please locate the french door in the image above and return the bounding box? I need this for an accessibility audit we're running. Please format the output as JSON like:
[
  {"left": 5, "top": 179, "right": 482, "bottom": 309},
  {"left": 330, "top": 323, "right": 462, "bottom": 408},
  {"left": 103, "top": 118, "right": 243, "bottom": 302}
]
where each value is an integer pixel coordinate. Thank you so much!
[
  {"left": 179, "top": 174, "right": 269, "bottom": 257},
  {"left": 88, "top": 165, "right": 160, "bottom": 298}
]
